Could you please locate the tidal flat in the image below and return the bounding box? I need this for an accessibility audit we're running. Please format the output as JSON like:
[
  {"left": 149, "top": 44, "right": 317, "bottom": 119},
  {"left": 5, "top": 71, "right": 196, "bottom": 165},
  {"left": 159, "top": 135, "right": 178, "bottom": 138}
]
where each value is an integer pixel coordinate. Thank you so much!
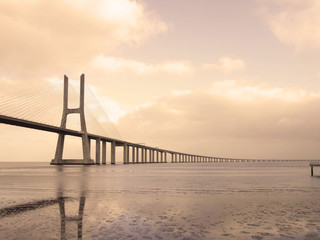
[{"left": 0, "top": 162, "right": 319, "bottom": 239}]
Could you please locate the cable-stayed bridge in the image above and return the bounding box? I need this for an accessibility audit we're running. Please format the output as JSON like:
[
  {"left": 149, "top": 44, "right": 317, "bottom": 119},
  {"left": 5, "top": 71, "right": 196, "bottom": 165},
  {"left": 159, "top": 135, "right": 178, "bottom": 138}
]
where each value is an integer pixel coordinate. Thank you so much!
[{"left": 0, "top": 74, "right": 302, "bottom": 165}]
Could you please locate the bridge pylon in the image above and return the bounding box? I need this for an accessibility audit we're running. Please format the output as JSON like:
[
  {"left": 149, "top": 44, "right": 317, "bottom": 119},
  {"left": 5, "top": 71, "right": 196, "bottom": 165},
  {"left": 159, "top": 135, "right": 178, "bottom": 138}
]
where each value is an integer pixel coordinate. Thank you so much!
[{"left": 51, "top": 74, "right": 94, "bottom": 165}]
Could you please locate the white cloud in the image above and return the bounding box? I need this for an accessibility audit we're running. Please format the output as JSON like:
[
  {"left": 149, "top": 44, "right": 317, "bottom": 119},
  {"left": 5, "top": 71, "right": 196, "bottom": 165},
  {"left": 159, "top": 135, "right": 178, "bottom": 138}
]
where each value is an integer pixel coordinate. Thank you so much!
[
  {"left": 66, "top": 0, "right": 167, "bottom": 43},
  {"left": 84, "top": 83, "right": 127, "bottom": 123},
  {"left": 117, "top": 80, "right": 320, "bottom": 159},
  {"left": 0, "top": 0, "right": 167, "bottom": 79},
  {"left": 172, "top": 90, "right": 192, "bottom": 96},
  {"left": 209, "top": 80, "right": 317, "bottom": 102},
  {"left": 96, "top": 96, "right": 127, "bottom": 123},
  {"left": 203, "top": 57, "right": 246, "bottom": 74},
  {"left": 262, "top": 0, "right": 320, "bottom": 52},
  {"left": 91, "top": 55, "right": 193, "bottom": 75}
]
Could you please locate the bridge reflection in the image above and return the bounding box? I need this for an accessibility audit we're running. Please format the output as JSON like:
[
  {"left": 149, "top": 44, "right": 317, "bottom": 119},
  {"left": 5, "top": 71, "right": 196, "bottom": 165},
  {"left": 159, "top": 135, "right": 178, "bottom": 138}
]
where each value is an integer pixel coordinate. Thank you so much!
[
  {"left": 0, "top": 166, "right": 88, "bottom": 239},
  {"left": 58, "top": 196, "right": 85, "bottom": 240},
  {"left": 56, "top": 166, "right": 87, "bottom": 240}
]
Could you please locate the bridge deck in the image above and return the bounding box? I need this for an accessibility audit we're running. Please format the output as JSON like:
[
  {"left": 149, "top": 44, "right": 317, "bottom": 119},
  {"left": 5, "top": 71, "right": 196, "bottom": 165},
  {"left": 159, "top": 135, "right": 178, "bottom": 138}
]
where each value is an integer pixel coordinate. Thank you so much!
[
  {"left": 1, "top": 114, "right": 318, "bottom": 165},
  {"left": 0, "top": 114, "right": 184, "bottom": 154}
]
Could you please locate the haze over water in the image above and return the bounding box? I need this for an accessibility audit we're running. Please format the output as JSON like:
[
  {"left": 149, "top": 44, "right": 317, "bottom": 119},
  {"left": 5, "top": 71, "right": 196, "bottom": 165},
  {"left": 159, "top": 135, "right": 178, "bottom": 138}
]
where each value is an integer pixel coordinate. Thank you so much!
[{"left": 0, "top": 161, "right": 319, "bottom": 239}]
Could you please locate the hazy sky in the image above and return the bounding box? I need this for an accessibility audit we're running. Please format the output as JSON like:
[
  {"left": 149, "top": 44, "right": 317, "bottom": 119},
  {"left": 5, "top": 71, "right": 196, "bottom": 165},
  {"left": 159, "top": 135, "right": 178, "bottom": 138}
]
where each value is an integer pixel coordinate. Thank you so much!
[{"left": 1, "top": 0, "right": 320, "bottom": 161}]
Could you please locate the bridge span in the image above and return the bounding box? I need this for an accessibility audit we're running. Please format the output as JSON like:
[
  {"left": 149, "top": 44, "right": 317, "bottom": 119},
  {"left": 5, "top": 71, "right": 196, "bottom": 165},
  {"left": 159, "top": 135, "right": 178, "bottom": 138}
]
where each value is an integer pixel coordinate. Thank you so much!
[{"left": 0, "top": 74, "right": 306, "bottom": 165}]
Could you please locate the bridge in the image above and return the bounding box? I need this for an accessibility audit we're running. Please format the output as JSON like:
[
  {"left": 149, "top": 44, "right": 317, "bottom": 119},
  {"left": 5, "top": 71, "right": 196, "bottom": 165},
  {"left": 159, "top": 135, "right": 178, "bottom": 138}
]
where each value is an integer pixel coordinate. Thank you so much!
[{"left": 0, "top": 74, "right": 304, "bottom": 165}]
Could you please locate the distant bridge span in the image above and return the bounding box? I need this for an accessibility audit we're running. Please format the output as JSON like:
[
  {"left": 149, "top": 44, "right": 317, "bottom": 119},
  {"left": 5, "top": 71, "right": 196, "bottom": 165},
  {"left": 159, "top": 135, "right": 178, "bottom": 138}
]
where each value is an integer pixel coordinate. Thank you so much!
[{"left": 0, "top": 74, "right": 306, "bottom": 165}]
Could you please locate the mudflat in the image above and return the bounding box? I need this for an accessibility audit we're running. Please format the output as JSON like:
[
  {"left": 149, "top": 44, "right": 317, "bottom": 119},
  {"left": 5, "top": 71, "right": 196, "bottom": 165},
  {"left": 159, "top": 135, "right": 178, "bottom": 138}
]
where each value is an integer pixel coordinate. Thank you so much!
[{"left": 0, "top": 162, "right": 319, "bottom": 239}]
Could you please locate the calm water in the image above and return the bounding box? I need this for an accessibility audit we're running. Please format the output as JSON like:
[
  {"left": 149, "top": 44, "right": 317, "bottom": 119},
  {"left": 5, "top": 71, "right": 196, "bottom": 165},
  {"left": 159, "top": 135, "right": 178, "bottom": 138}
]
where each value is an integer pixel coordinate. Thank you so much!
[{"left": 0, "top": 161, "right": 319, "bottom": 239}]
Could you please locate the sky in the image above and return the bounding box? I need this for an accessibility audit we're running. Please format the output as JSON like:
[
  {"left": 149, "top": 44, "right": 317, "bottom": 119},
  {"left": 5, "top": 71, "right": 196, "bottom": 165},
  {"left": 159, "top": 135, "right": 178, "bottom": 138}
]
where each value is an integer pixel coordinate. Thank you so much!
[{"left": 1, "top": 0, "right": 320, "bottom": 161}]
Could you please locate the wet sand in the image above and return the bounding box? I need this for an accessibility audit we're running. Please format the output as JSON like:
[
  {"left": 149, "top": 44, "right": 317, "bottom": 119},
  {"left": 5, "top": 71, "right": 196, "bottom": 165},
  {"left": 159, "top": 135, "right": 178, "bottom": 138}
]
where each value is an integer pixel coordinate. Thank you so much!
[{"left": 0, "top": 162, "right": 319, "bottom": 239}]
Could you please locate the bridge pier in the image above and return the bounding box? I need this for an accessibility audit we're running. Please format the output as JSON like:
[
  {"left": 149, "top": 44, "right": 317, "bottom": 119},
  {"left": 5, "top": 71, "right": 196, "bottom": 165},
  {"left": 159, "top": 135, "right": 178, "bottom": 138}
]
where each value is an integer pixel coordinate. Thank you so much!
[
  {"left": 95, "top": 138, "right": 101, "bottom": 165},
  {"left": 127, "top": 145, "right": 130, "bottom": 164},
  {"left": 132, "top": 146, "right": 135, "bottom": 163},
  {"left": 51, "top": 74, "right": 94, "bottom": 165},
  {"left": 141, "top": 148, "right": 145, "bottom": 163},
  {"left": 143, "top": 149, "right": 146, "bottom": 163},
  {"left": 123, "top": 143, "right": 128, "bottom": 164},
  {"left": 102, "top": 141, "right": 106, "bottom": 164},
  {"left": 111, "top": 141, "right": 115, "bottom": 164},
  {"left": 136, "top": 147, "right": 139, "bottom": 163},
  {"left": 146, "top": 149, "right": 149, "bottom": 163}
]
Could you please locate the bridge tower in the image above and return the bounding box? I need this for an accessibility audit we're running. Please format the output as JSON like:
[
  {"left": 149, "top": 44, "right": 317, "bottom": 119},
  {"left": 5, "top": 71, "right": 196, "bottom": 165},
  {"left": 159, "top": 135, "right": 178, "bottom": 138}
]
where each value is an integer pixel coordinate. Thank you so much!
[{"left": 51, "top": 74, "right": 94, "bottom": 165}]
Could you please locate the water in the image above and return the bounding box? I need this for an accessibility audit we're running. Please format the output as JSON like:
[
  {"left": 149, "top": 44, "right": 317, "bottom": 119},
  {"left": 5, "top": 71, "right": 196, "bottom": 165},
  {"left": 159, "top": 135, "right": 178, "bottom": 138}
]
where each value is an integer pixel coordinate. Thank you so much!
[{"left": 0, "top": 162, "right": 320, "bottom": 239}]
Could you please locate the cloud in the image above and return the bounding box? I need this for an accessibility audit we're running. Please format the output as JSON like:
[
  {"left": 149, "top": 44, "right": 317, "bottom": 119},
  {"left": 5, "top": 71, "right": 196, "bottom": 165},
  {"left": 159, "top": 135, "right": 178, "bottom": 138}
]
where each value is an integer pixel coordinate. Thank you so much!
[
  {"left": 91, "top": 55, "right": 193, "bottom": 75},
  {"left": 203, "top": 57, "right": 246, "bottom": 74},
  {"left": 117, "top": 80, "right": 320, "bottom": 159},
  {"left": 0, "top": 0, "right": 167, "bottom": 79},
  {"left": 261, "top": 0, "right": 320, "bottom": 52},
  {"left": 208, "top": 80, "right": 316, "bottom": 102}
]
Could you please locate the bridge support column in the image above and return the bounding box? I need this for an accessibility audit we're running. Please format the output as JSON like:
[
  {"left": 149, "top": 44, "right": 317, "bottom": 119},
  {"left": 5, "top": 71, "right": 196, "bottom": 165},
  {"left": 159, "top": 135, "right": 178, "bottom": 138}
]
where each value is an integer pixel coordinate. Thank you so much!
[
  {"left": 51, "top": 74, "right": 94, "bottom": 165},
  {"left": 141, "top": 148, "right": 145, "bottom": 163},
  {"left": 111, "top": 141, "right": 116, "bottom": 164},
  {"left": 161, "top": 152, "right": 163, "bottom": 163},
  {"left": 88, "top": 139, "right": 91, "bottom": 159},
  {"left": 136, "top": 147, "right": 139, "bottom": 163},
  {"left": 146, "top": 149, "right": 148, "bottom": 163},
  {"left": 164, "top": 152, "right": 167, "bottom": 163},
  {"left": 127, "top": 145, "right": 130, "bottom": 163},
  {"left": 95, "top": 138, "right": 101, "bottom": 164},
  {"left": 123, "top": 143, "right": 128, "bottom": 164},
  {"left": 102, "top": 141, "right": 106, "bottom": 164},
  {"left": 132, "top": 146, "right": 135, "bottom": 163}
]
